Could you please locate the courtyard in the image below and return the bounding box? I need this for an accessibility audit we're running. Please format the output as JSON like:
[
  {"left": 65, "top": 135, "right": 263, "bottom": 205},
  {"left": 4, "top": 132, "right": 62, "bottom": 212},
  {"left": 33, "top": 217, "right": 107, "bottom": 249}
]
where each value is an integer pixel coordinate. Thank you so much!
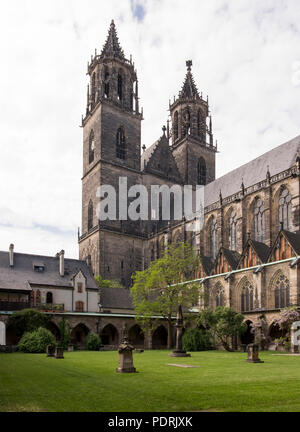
[{"left": 1, "top": 350, "right": 300, "bottom": 412}]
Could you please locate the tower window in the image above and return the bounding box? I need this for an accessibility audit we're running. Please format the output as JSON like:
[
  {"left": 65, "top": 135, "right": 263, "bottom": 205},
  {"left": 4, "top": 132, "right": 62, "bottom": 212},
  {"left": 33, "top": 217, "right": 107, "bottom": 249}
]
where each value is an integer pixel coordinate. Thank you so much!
[
  {"left": 117, "top": 72, "right": 123, "bottom": 101},
  {"left": 197, "top": 109, "right": 205, "bottom": 141},
  {"left": 91, "top": 72, "right": 96, "bottom": 104},
  {"left": 174, "top": 111, "right": 179, "bottom": 140},
  {"left": 197, "top": 157, "right": 206, "bottom": 185},
  {"left": 88, "top": 200, "right": 93, "bottom": 231},
  {"left": 182, "top": 107, "right": 190, "bottom": 137},
  {"left": 104, "top": 67, "right": 110, "bottom": 98},
  {"left": 116, "top": 127, "right": 126, "bottom": 160},
  {"left": 89, "top": 130, "right": 95, "bottom": 164}
]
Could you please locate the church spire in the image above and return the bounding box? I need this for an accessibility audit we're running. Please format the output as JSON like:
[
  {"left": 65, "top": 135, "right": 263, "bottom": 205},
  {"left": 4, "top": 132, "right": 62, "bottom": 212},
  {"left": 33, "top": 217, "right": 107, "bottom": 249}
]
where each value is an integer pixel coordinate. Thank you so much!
[
  {"left": 100, "top": 20, "right": 125, "bottom": 60},
  {"left": 179, "top": 60, "right": 200, "bottom": 100}
]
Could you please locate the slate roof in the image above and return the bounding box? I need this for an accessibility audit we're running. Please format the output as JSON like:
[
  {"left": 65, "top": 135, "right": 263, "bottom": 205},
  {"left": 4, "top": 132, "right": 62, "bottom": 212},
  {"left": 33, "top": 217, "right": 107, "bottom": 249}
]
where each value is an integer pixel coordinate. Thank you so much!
[
  {"left": 0, "top": 251, "right": 99, "bottom": 292},
  {"left": 179, "top": 69, "right": 200, "bottom": 100},
  {"left": 282, "top": 230, "right": 300, "bottom": 255},
  {"left": 99, "top": 287, "right": 133, "bottom": 310},
  {"left": 100, "top": 20, "right": 125, "bottom": 60},
  {"left": 222, "top": 248, "right": 241, "bottom": 270},
  {"left": 201, "top": 256, "right": 214, "bottom": 276},
  {"left": 251, "top": 240, "right": 270, "bottom": 263},
  {"left": 204, "top": 135, "right": 300, "bottom": 206},
  {"left": 141, "top": 139, "right": 160, "bottom": 170}
]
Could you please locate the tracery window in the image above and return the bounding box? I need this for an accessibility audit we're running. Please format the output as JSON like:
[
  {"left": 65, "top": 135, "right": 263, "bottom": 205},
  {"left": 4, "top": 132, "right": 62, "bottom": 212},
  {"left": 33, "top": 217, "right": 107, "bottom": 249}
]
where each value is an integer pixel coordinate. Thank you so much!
[
  {"left": 104, "top": 67, "right": 110, "bottom": 98},
  {"left": 279, "top": 188, "right": 292, "bottom": 230},
  {"left": 254, "top": 198, "right": 265, "bottom": 242},
  {"left": 229, "top": 211, "right": 237, "bottom": 251},
  {"left": 197, "top": 109, "right": 205, "bottom": 140},
  {"left": 274, "top": 273, "right": 290, "bottom": 309},
  {"left": 88, "top": 200, "right": 93, "bottom": 231},
  {"left": 197, "top": 157, "right": 206, "bottom": 185},
  {"left": 182, "top": 107, "right": 190, "bottom": 137},
  {"left": 116, "top": 127, "right": 126, "bottom": 160},
  {"left": 215, "top": 284, "right": 225, "bottom": 307},
  {"left": 210, "top": 218, "right": 218, "bottom": 259},
  {"left": 241, "top": 280, "right": 254, "bottom": 312},
  {"left": 174, "top": 111, "right": 179, "bottom": 140},
  {"left": 117, "top": 72, "right": 123, "bottom": 100}
]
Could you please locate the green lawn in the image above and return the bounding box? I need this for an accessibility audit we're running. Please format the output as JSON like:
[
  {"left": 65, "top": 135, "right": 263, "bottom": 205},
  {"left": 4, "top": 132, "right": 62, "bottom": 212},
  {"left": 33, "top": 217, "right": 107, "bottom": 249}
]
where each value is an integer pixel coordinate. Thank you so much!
[{"left": 0, "top": 350, "right": 300, "bottom": 412}]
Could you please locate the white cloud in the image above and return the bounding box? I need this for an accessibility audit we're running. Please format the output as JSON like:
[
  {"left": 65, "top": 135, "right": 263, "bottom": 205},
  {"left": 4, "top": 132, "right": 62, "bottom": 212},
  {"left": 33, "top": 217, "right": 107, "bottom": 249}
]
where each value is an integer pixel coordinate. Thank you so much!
[{"left": 0, "top": 0, "right": 300, "bottom": 257}]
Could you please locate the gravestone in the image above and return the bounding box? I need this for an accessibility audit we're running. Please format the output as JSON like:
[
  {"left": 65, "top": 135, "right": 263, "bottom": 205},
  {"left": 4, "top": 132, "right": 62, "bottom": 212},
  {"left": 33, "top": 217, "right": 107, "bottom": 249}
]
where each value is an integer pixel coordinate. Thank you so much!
[
  {"left": 246, "top": 343, "right": 264, "bottom": 363},
  {"left": 46, "top": 344, "right": 55, "bottom": 357},
  {"left": 116, "top": 324, "right": 136, "bottom": 373},
  {"left": 168, "top": 305, "right": 191, "bottom": 358},
  {"left": 55, "top": 346, "right": 64, "bottom": 359},
  {"left": 0, "top": 321, "right": 6, "bottom": 346},
  {"left": 68, "top": 344, "right": 74, "bottom": 352}
]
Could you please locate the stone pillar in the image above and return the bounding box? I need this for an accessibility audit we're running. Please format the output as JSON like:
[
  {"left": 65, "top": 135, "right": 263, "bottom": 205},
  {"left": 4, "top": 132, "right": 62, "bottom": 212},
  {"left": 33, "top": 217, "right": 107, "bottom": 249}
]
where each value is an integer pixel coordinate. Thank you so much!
[
  {"left": 291, "top": 321, "right": 300, "bottom": 354},
  {"left": 0, "top": 321, "right": 6, "bottom": 346}
]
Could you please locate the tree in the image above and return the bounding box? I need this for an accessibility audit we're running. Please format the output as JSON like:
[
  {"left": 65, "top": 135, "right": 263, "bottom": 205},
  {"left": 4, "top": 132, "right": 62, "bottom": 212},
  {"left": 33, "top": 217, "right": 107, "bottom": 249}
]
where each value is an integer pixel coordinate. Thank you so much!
[
  {"left": 18, "top": 327, "right": 56, "bottom": 353},
  {"left": 95, "top": 275, "right": 124, "bottom": 289},
  {"left": 197, "top": 307, "right": 247, "bottom": 352},
  {"left": 58, "top": 317, "right": 71, "bottom": 349},
  {"left": 7, "top": 308, "right": 50, "bottom": 338},
  {"left": 131, "top": 242, "right": 201, "bottom": 349}
]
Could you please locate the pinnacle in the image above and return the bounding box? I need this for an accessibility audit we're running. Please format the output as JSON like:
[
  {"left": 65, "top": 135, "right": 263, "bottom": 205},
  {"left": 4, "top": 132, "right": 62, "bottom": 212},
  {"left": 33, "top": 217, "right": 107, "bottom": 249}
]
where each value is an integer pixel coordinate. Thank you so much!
[
  {"left": 179, "top": 60, "right": 200, "bottom": 100},
  {"left": 100, "top": 20, "right": 125, "bottom": 60}
]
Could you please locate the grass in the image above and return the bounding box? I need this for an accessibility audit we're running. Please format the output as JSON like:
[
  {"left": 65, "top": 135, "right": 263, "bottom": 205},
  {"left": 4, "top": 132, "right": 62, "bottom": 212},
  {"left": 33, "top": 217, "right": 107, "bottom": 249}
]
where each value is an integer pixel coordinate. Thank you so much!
[{"left": 1, "top": 350, "right": 300, "bottom": 412}]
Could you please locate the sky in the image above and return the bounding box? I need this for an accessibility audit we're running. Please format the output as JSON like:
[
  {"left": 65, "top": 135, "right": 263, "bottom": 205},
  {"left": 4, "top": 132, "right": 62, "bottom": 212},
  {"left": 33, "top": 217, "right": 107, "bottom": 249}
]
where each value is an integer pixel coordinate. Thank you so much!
[{"left": 0, "top": 0, "right": 300, "bottom": 259}]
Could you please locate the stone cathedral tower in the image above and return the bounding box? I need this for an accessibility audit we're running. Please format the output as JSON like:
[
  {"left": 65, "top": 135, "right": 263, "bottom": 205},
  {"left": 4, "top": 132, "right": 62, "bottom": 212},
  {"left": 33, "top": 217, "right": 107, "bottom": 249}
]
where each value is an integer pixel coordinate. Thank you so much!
[
  {"left": 170, "top": 61, "right": 217, "bottom": 186},
  {"left": 79, "top": 20, "right": 144, "bottom": 287}
]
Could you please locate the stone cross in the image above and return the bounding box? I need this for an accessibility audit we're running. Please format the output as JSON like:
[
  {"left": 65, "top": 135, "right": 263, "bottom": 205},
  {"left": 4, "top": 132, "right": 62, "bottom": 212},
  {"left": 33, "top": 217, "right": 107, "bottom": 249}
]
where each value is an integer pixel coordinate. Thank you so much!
[
  {"left": 186, "top": 60, "right": 192, "bottom": 71},
  {"left": 168, "top": 305, "right": 191, "bottom": 358}
]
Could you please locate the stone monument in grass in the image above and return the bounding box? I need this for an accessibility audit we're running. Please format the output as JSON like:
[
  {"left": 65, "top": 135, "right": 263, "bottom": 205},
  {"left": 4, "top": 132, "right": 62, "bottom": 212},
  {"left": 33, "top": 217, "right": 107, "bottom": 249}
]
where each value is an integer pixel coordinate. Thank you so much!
[
  {"left": 46, "top": 344, "right": 55, "bottom": 357},
  {"left": 116, "top": 324, "right": 136, "bottom": 373},
  {"left": 55, "top": 346, "right": 64, "bottom": 359},
  {"left": 246, "top": 343, "right": 264, "bottom": 363},
  {"left": 168, "top": 305, "right": 191, "bottom": 358}
]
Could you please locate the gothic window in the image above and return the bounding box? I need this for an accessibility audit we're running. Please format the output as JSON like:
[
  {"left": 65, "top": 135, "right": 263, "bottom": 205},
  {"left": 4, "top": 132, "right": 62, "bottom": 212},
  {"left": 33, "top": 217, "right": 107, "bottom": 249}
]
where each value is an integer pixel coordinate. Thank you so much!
[
  {"left": 104, "top": 67, "right": 110, "bottom": 98},
  {"left": 91, "top": 73, "right": 96, "bottom": 103},
  {"left": 117, "top": 72, "right": 123, "bottom": 101},
  {"left": 210, "top": 218, "right": 218, "bottom": 259},
  {"left": 116, "top": 127, "right": 126, "bottom": 160},
  {"left": 254, "top": 198, "right": 265, "bottom": 242},
  {"left": 174, "top": 111, "right": 179, "bottom": 140},
  {"left": 274, "top": 273, "right": 290, "bottom": 308},
  {"left": 241, "top": 280, "right": 254, "bottom": 312},
  {"left": 88, "top": 200, "right": 93, "bottom": 231},
  {"left": 229, "top": 211, "right": 237, "bottom": 251},
  {"left": 89, "top": 130, "right": 95, "bottom": 164},
  {"left": 46, "top": 292, "right": 53, "bottom": 304},
  {"left": 182, "top": 107, "right": 191, "bottom": 137},
  {"left": 215, "top": 284, "right": 225, "bottom": 307},
  {"left": 279, "top": 187, "right": 292, "bottom": 230},
  {"left": 197, "top": 157, "right": 206, "bottom": 185},
  {"left": 197, "top": 109, "right": 204, "bottom": 140}
]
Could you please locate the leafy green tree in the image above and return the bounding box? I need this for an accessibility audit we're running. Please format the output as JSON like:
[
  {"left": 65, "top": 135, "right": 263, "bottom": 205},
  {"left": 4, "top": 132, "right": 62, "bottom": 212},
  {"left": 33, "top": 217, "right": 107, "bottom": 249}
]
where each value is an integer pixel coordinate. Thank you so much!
[
  {"left": 18, "top": 327, "right": 56, "bottom": 353},
  {"left": 95, "top": 275, "right": 124, "bottom": 289},
  {"left": 85, "top": 332, "right": 102, "bottom": 351},
  {"left": 58, "top": 317, "right": 71, "bottom": 349},
  {"left": 7, "top": 308, "right": 50, "bottom": 338},
  {"left": 131, "top": 242, "right": 201, "bottom": 349},
  {"left": 182, "top": 328, "right": 215, "bottom": 352},
  {"left": 198, "top": 307, "right": 247, "bottom": 352}
]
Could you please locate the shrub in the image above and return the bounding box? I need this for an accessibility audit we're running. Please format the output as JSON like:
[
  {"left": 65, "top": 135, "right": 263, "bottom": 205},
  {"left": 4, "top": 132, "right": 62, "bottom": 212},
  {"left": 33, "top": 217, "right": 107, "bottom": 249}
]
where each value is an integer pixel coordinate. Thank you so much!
[
  {"left": 18, "top": 327, "right": 56, "bottom": 353},
  {"left": 182, "top": 328, "right": 215, "bottom": 352},
  {"left": 58, "top": 317, "right": 71, "bottom": 350},
  {"left": 85, "top": 332, "right": 101, "bottom": 351},
  {"left": 7, "top": 309, "right": 50, "bottom": 338}
]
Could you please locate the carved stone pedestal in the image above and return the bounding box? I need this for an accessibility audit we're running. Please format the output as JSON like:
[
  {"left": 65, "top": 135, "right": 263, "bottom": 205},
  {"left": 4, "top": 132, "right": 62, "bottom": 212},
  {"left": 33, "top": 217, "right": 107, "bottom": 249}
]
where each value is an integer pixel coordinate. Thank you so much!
[
  {"left": 246, "top": 343, "right": 264, "bottom": 363},
  {"left": 46, "top": 344, "right": 55, "bottom": 357},
  {"left": 116, "top": 324, "right": 137, "bottom": 373},
  {"left": 55, "top": 346, "right": 64, "bottom": 359}
]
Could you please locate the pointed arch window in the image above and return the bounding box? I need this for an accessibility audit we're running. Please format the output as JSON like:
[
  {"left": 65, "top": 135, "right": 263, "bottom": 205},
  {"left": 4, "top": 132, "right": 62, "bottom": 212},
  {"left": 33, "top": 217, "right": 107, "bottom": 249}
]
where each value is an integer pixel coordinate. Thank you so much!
[
  {"left": 215, "top": 284, "right": 225, "bottom": 307},
  {"left": 89, "top": 130, "right": 95, "bottom": 164},
  {"left": 104, "top": 67, "right": 110, "bottom": 98},
  {"left": 182, "top": 107, "right": 190, "bottom": 137},
  {"left": 117, "top": 72, "right": 123, "bottom": 101},
  {"left": 210, "top": 218, "right": 218, "bottom": 259},
  {"left": 197, "top": 157, "right": 206, "bottom": 185},
  {"left": 229, "top": 211, "right": 237, "bottom": 251},
  {"left": 174, "top": 111, "right": 179, "bottom": 141},
  {"left": 254, "top": 198, "right": 265, "bottom": 242},
  {"left": 197, "top": 109, "right": 205, "bottom": 141},
  {"left": 274, "top": 273, "right": 290, "bottom": 308},
  {"left": 241, "top": 280, "right": 254, "bottom": 312},
  {"left": 116, "top": 127, "right": 126, "bottom": 160},
  {"left": 88, "top": 200, "right": 93, "bottom": 231},
  {"left": 279, "top": 187, "right": 292, "bottom": 230}
]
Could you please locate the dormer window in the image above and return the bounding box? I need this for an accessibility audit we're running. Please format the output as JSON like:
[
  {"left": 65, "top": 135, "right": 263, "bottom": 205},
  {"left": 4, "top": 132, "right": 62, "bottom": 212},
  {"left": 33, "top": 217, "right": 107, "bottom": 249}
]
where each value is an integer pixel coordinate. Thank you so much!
[{"left": 33, "top": 262, "right": 45, "bottom": 272}]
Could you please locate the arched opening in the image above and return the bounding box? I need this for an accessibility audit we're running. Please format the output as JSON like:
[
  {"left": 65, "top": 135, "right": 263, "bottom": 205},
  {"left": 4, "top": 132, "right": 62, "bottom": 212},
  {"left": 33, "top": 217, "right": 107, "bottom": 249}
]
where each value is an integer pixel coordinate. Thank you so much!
[
  {"left": 215, "top": 283, "right": 225, "bottom": 307},
  {"left": 253, "top": 197, "right": 265, "bottom": 243},
  {"left": 88, "top": 200, "right": 93, "bottom": 231},
  {"left": 197, "top": 109, "right": 205, "bottom": 140},
  {"left": 46, "top": 321, "right": 61, "bottom": 341},
  {"left": 128, "top": 324, "right": 144, "bottom": 348},
  {"left": 197, "top": 157, "right": 206, "bottom": 185},
  {"left": 269, "top": 322, "right": 286, "bottom": 342},
  {"left": 174, "top": 111, "right": 179, "bottom": 140},
  {"left": 240, "top": 320, "right": 255, "bottom": 345},
  {"left": 241, "top": 280, "right": 254, "bottom": 312},
  {"left": 152, "top": 325, "right": 168, "bottom": 349},
  {"left": 6, "top": 325, "right": 18, "bottom": 345},
  {"left": 91, "top": 72, "right": 96, "bottom": 103},
  {"left": 117, "top": 71, "right": 123, "bottom": 101},
  {"left": 101, "top": 324, "right": 119, "bottom": 346},
  {"left": 278, "top": 187, "right": 292, "bottom": 230},
  {"left": 271, "top": 271, "right": 290, "bottom": 309},
  {"left": 116, "top": 127, "right": 126, "bottom": 160},
  {"left": 46, "top": 292, "right": 53, "bottom": 304},
  {"left": 182, "top": 107, "right": 190, "bottom": 136},
  {"left": 89, "top": 130, "right": 95, "bottom": 164},
  {"left": 104, "top": 67, "right": 110, "bottom": 98},
  {"left": 70, "top": 323, "right": 90, "bottom": 348},
  {"left": 0, "top": 321, "right": 6, "bottom": 345}
]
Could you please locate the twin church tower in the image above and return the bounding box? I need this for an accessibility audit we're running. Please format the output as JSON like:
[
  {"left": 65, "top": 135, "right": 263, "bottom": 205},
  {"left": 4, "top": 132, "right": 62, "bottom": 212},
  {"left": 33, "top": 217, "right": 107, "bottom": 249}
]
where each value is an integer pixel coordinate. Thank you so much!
[{"left": 79, "top": 20, "right": 217, "bottom": 287}]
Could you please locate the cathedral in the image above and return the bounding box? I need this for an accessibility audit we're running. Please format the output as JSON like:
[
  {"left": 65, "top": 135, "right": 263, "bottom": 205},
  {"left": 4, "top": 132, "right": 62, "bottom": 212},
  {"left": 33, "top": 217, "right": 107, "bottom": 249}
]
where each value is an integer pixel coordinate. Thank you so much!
[{"left": 1, "top": 20, "right": 300, "bottom": 350}]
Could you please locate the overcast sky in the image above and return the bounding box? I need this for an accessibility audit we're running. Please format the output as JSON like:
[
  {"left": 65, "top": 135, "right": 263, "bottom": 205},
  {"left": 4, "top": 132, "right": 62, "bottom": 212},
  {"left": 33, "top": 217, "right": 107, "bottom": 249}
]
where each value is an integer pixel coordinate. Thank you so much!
[{"left": 0, "top": 0, "right": 300, "bottom": 259}]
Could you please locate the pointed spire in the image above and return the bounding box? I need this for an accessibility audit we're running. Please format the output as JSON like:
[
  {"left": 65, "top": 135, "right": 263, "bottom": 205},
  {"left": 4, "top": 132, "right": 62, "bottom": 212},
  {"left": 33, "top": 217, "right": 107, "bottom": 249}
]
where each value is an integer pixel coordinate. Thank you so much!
[
  {"left": 100, "top": 20, "right": 125, "bottom": 60},
  {"left": 179, "top": 60, "right": 200, "bottom": 100}
]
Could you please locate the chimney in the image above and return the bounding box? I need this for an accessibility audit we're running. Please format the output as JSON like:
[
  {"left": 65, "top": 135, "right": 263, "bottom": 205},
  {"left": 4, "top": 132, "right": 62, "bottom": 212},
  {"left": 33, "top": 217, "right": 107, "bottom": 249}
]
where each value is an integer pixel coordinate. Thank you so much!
[
  {"left": 59, "top": 250, "right": 65, "bottom": 276},
  {"left": 9, "top": 244, "right": 14, "bottom": 267}
]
